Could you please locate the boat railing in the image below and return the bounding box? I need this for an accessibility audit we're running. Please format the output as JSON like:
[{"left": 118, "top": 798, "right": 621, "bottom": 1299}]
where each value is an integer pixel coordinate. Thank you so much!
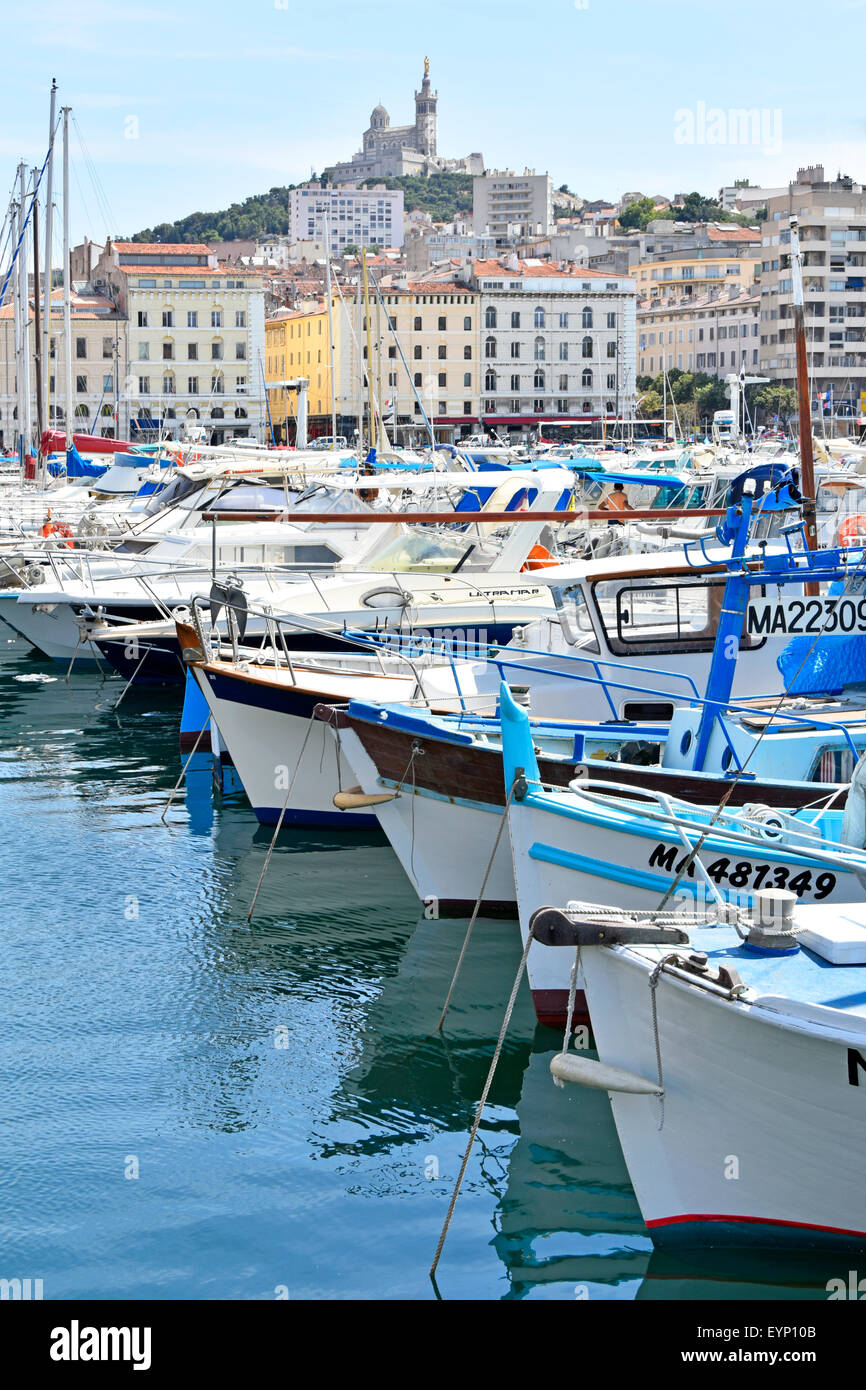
[
  {"left": 525, "top": 771, "right": 866, "bottom": 872},
  {"left": 347, "top": 630, "right": 865, "bottom": 771},
  {"left": 185, "top": 593, "right": 427, "bottom": 695},
  {"left": 178, "top": 596, "right": 866, "bottom": 774}
]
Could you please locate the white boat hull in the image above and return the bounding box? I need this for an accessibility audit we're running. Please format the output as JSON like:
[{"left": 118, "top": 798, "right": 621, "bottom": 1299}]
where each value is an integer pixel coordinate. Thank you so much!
[{"left": 580, "top": 944, "right": 866, "bottom": 1247}]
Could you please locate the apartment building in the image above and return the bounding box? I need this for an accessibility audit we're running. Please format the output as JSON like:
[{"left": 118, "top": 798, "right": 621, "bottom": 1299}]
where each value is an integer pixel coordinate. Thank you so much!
[
  {"left": 0, "top": 290, "right": 126, "bottom": 450},
  {"left": 759, "top": 168, "right": 866, "bottom": 421},
  {"left": 638, "top": 286, "right": 760, "bottom": 378},
  {"left": 473, "top": 170, "right": 553, "bottom": 247},
  {"left": 467, "top": 256, "right": 637, "bottom": 434},
  {"left": 92, "top": 240, "right": 266, "bottom": 444},
  {"left": 289, "top": 184, "right": 405, "bottom": 255},
  {"left": 631, "top": 239, "right": 760, "bottom": 303},
  {"left": 339, "top": 276, "right": 480, "bottom": 438}
]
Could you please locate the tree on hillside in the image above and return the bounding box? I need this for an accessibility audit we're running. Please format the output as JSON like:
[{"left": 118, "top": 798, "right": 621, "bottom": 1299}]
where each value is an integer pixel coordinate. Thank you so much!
[{"left": 618, "top": 196, "right": 657, "bottom": 231}]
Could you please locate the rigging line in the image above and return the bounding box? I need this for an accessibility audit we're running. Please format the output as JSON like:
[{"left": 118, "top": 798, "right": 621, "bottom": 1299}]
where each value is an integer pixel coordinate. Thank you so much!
[
  {"left": 654, "top": 544, "right": 866, "bottom": 912},
  {"left": 429, "top": 909, "right": 535, "bottom": 1283},
  {"left": 436, "top": 780, "right": 519, "bottom": 1033},
  {"left": 0, "top": 142, "right": 54, "bottom": 312},
  {"left": 71, "top": 114, "right": 118, "bottom": 234}
]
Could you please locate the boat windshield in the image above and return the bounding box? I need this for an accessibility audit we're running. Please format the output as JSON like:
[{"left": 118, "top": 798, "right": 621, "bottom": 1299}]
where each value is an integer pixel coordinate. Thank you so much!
[
  {"left": 292, "top": 486, "right": 376, "bottom": 523},
  {"left": 365, "top": 533, "right": 478, "bottom": 573},
  {"left": 550, "top": 582, "right": 600, "bottom": 650}
]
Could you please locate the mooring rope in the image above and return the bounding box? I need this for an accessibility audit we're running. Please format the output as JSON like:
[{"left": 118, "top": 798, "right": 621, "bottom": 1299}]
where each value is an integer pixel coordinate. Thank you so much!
[
  {"left": 246, "top": 715, "right": 318, "bottom": 922},
  {"left": 429, "top": 920, "right": 535, "bottom": 1282},
  {"left": 437, "top": 779, "right": 518, "bottom": 1033}
]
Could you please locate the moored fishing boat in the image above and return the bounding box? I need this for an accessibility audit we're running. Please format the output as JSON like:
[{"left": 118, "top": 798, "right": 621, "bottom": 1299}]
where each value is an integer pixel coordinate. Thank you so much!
[{"left": 532, "top": 892, "right": 866, "bottom": 1249}]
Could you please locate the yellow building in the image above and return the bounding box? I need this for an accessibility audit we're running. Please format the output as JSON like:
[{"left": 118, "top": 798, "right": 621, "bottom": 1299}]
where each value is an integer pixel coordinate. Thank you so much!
[{"left": 265, "top": 299, "right": 339, "bottom": 442}]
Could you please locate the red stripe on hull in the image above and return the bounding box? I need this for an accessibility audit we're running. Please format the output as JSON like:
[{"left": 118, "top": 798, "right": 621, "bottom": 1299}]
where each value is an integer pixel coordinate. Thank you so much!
[
  {"left": 648, "top": 1212, "right": 866, "bottom": 1239},
  {"left": 531, "top": 987, "right": 590, "bottom": 1030}
]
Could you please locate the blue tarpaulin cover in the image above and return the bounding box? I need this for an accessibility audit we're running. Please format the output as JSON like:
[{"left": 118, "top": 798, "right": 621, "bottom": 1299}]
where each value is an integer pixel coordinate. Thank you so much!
[
  {"left": 65, "top": 445, "right": 107, "bottom": 479},
  {"left": 777, "top": 634, "right": 866, "bottom": 695}
]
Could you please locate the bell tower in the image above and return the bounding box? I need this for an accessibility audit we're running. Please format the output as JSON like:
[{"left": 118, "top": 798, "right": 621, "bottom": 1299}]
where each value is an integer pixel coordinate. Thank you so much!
[{"left": 414, "top": 56, "right": 438, "bottom": 158}]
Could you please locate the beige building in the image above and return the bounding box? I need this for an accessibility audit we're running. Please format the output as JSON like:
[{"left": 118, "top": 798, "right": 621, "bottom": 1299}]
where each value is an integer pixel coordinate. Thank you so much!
[
  {"left": 92, "top": 240, "right": 266, "bottom": 444},
  {"left": 631, "top": 238, "right": 760, "bottom": 303},
  {"left": 638, "top": 286, "right": 760, "bottom": 378},
  {"left": 473, "top": 170, "right": 554, "bottom": 247},
  {"left": 337, "top": 276, "right": 480, "bottom": 439},
  {"left": 0, "top": 289, "right": 126, "bottom": 451},
  {"left": 759, "top": 167, "right": 866, "bottom": 421}
]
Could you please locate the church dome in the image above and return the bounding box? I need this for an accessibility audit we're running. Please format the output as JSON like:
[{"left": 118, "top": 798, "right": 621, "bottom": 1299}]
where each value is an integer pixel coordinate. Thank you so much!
[{"left": 370, "top": 103, "right": 390, "bottom": 128}]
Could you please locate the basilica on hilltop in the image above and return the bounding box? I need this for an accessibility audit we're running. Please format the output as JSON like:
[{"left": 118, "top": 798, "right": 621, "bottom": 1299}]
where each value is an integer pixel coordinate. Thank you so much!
[{"left": 330, "top": 59, "right": 483, "bottom": 184}]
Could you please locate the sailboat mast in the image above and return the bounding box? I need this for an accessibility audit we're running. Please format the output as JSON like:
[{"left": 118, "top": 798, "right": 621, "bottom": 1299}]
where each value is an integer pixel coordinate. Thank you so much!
[
  {"left": 42, "top": 78, "right": 57, "bottom": 436},
  {"left": 324, "top": 216, "right": 337, "bottom": 441},
  {"left": 32, "top": 178, "right": 44, "bottom": 460},
  {"left": 12, "top": 181, "right": 24, "bottom": 469},
  {"left": 789, "top": 214, "right": 817, "bottom": 553},
  {"left": 361, "top": 248, "right": 376, "bottom": 450},
  {"left": 18, "top": 163, "right": 32, "bottom": 461},
  {"left": 62, "top": 106, "right": 72, "bottom": 449}
]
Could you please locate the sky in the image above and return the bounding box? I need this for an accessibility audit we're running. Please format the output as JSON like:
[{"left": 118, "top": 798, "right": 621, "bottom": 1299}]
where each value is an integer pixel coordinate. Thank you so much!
[{"left": 2, "top": 0, "right": 865, "bottom": 252}]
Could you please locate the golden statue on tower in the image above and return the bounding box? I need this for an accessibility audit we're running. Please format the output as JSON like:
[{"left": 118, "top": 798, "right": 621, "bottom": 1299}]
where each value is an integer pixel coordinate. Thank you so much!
[{"left": 424, "top": 56, "right": 430, "bottom": 78}]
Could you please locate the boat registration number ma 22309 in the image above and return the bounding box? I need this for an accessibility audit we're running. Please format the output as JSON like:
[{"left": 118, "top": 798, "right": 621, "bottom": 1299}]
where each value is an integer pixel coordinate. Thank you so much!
[{"left": 747, "top": 596, "right": 866, "bottom": 637}]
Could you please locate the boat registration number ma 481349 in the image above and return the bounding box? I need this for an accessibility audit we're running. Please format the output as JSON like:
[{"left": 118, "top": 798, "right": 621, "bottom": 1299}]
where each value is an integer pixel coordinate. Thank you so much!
[{"left": 648, "top": 844, "right": 837, "bottom": 899}]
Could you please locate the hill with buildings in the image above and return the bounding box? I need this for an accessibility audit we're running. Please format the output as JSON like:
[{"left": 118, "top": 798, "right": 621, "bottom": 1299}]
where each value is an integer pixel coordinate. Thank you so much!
[{"left": 130, "top": 171, "right": 477, "bottom": 244}]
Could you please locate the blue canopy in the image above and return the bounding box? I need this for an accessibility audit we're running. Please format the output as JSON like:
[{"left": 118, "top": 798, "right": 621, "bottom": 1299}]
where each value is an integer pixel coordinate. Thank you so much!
[{"left": 65, "top": 445, "right": 107, "bottom": 479}]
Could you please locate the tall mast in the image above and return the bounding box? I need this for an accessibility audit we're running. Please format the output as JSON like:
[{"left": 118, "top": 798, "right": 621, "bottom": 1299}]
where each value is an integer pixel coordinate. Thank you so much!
[
  {"left": 12, "top": 181, "right": 24, "bottom": 469},
  {"left": 324, "top": 216, "right": 337, "bottom": 441},
  {"left": 361, "top": 248, "right": 376, "bottom": 451},
  {"left": 62, "top": 106, "right": 73, "bottom": 449},
  {"left": 789, "top": 214, "right": 817, "bottom": 553},
  {"left": 42, "top": 78, "right": 57, "bottom": 436},
  {"left": 33, "top": 176, "right": 44, "bottom": 460},
  {"left": 18, "top": 163, "right": 32, "bottom": 459}
]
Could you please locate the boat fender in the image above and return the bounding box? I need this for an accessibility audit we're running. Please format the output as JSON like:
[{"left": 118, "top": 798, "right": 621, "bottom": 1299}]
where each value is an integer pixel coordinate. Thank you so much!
[
  {"left": 333, "top": 785, "right": 398, "bottom": 810},
  {"left": 360, "top": 586, "right": 410, "bottom": 610},
  {"left": 550, "top": 1053, "right": 662, "bottom": 1095}
]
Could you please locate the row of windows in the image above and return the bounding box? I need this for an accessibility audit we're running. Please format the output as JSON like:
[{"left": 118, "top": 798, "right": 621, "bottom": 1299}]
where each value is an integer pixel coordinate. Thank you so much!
[
  {"left": 72, "top": 336, "right": 116, "bottom": 360},
  {"left": 136, "top": 375, "right": 247, "bottom": 395},
  {"left": 383, "top": 294, "right": 474, "bottom": 306},
  {"left": 136, "top": 310, "right": 246, "bottom": 329},
  {"left": 640, "top": 323, "right": 759, "bottom": 348},
  {"left": 484, "top": 307, "right": 616, "bottom": 330},
  {"left": 136, "top": 342, "right": 242, "bottom": 361},
  {"left": 484, "top": 336, "right": 617, "bottom": 360},
  {"left": 482, "top": 400, "right": 617, "bottom": 416},
  {"left": 641, "top": 350, "right": 760, "bottom": 372},
  {"left": 483, "top": 369, "right": 616, "bottom": 391},
  {"left": 70, "top": 375, "right": 114, "bottom": 393},
  {"left": 134, "top": 279, "right": 248, "bottom": 289}
]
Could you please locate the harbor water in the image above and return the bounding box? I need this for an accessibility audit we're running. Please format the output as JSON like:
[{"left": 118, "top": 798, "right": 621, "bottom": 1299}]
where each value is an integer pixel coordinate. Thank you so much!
[{"left": 0, "top": 636, "right": 844, "bottom": 1300}]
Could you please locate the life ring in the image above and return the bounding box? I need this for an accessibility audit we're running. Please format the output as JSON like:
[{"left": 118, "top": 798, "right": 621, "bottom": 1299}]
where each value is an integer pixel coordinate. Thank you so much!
[
  {"left": 521, "top": 544, "right": 559, "bottom": 572},
  {"left": 838, "top": 513, "right": 866, "bottom": 547}
]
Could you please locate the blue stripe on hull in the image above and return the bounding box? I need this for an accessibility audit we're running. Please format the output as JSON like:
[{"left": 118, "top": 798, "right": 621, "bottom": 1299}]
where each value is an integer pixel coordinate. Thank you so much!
[
  {"left": 252, "top": 805, "right": 379, "bottom": 828},
  {"left": 651, "top": 1216, "right": 866, "bottom": 1251}
]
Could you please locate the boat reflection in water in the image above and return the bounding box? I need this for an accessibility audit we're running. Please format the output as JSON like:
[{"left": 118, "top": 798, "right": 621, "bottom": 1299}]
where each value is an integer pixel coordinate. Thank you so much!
[{"left": 316, "top": 907, "right": 651, "bottom": 1299}]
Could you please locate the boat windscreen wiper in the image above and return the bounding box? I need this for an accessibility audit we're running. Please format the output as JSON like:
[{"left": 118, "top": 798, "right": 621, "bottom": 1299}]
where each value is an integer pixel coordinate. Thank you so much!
[{"left": 452, "top": 544, "right": 476, "bottom": 573}]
